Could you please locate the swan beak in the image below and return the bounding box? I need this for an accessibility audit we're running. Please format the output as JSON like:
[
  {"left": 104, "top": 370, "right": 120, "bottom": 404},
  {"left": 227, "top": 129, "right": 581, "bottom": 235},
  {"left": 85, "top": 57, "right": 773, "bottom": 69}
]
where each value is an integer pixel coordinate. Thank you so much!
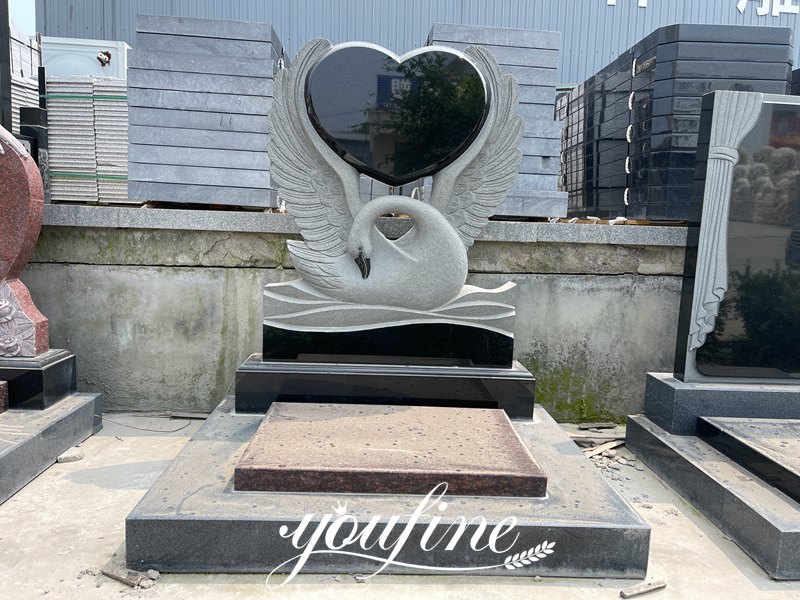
[{"left": 354, "top": 250, "right": 371, "bottom": 279}]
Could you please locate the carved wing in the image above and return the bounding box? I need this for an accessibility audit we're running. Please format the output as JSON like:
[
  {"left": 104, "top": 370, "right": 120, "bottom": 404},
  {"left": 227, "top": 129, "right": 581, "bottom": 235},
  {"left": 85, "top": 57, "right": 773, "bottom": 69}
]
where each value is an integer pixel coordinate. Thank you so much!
[
  {"left": 268, "top": 38, "right": 361, "bottom": 256},
  {"left": 429, "top": 46, "right": 524, "bottom": 247}
]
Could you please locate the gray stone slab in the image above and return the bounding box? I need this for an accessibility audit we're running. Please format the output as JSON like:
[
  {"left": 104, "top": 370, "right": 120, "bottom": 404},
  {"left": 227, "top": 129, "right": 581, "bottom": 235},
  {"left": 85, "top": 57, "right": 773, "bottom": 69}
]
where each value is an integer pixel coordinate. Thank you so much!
[
  {"left": 429, "top": 23, "right": 560, "bottom": 51},
  {"left": 128, "top": 125, "right": 268, "bottom": 151},
  {"left": 126, "top": 397, "right": 648, "bottom": 576},
  {"left": 520, "top": 137, "right": 561, "bottom": 156},
  {"left": 0, "top": 393, "right": 102, "bottom": 505},
  {"left": 627, "top": 415, "right": 800, "bottom": 579},
  {"left": 135, "top": 32, "right": 274, "bottom": 60},
  {"left": 701, "top": 417, "right": 800, "bottom": 482},
  {"left": 512, "top": 173, "right": 560, "bottom": 192},
  {"left": 494, "top": 192, "right": 567, "bottom": 218},
  {"left": 518, "top": 103, "right": 557, "bottom": 122},
  {"left": 518, "top": 85, "right": 556, "bottom": 104},
  {"left": 127, "top": 69, "right": 273, "bottom": 97},
  {"left": 127, "top": 181, "right": 275, "bottom": 208},
  {"left": 522, "top": 119, "right": 562, "bottom": 139},
  {"left": 136, "top": 14, "right": 281, "bottom": 46},
  {"left": 127, "top": 88, "right": 272, "bottom": 115},
  {"left": 428, "top": 41, "right": 559, "bottom": 69},
  {"left": 39, "top": 204, "right": 688, "bottom": 246},
  {"left": 129, "top": 145, "right": 269, "bottom": 171},
  {"left": 128, "top": 108, "right": 269, "bottom": 134},
  {"left": 643, "top": 373, "right": 800, "bottom": 435},
  {"left": 129, "top": 163, "right": 270, "bottom": 189},
  {"left": 503, "top": 65, "right": 558, "bottom": 87},
  {"left": 129, "top": 48, "right": 274, "bottom": 77},
  {"left": 519, "top": 155, "right": 559, "bottom": 175}
]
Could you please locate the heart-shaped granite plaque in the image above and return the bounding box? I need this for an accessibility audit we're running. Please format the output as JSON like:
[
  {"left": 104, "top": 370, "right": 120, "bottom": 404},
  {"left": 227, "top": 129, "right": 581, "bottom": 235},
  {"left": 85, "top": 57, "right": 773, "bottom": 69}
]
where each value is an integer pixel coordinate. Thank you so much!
[{"left": 306, "top": 45, "right": 488, "bottom": 187}]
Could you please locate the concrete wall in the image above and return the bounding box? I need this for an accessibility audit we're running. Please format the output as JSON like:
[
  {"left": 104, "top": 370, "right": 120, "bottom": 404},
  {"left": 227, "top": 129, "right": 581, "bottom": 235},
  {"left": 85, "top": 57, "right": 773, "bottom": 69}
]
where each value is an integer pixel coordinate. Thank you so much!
[{"left": 21, "top": 204, "right": 686, "bottom": 421}]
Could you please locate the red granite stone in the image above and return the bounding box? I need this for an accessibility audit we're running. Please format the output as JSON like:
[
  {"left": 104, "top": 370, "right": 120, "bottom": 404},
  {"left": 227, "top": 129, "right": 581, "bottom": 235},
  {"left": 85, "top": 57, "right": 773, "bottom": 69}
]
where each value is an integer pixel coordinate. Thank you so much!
[
  {"left": 234, "top": 403, "right": 548, "bottom": 497},
  {"left": 0, "top": 126, "right": 44, "bottom": 280},
  {"left": 0, "top": 127, "right": 48, "bottom": 356},
  {"left": 0, "top": 381, "right": 7, "bottom": 413}
]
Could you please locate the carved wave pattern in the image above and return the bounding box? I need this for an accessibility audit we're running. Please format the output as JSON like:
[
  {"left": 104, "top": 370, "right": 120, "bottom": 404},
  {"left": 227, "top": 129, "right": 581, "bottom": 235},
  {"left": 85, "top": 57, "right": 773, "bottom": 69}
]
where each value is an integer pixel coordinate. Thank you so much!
[{"left": 264, "top": 280, "right": 516, "bottom": 336}]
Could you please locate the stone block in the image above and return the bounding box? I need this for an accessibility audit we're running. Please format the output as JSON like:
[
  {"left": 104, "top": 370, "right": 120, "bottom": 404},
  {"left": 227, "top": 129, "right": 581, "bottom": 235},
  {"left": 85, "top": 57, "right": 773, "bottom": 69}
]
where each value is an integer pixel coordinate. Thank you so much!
[
  {"left": 235, "top": 355, "right": 535, "bottom": 419},
  {"left": 128, "top": 163, "right": 270, "bottom": 189},
  {"left": 135, "top": 32, "right": 274, "bottom": 60},
  {"left": 428, "top": 23, "right": 560, "bottom": 51},
  {"left": 135, "top": 13, "right": 282, "bottom": 46},
  {"left": 127, "top": 69, "right": 274, "bottom": 96},
  {"left": 0, "top": 393, "right": 101, "bottom": 505},
  {"left": 0, "top": 381, "right": 7, "bottom": 413},
  {"left": 0, "top": 349, "right": 76, "bottom": 410},
  {"left": 129, "top": 145, "right": 269, "bottom": 171},
  {"left": 127, "top": 182, "right": 275, "bottom": 208},
  {"left": 234, "top": 403, "right": 548, "bottom": 497},
  {"left": 129, "top": 48, "right": 273, "bottom": 77},
  {"left": 128, "top": 107, "right": 269, "bottom": 134},
  {"left": 127, "top": 89, "right": 272, "bottom": 115},
  {"left": 128, "top": 125, "right": 269, "bottom": 151},
  {"left": 643, "top": 373, "right": 800, "bottom": 435}
]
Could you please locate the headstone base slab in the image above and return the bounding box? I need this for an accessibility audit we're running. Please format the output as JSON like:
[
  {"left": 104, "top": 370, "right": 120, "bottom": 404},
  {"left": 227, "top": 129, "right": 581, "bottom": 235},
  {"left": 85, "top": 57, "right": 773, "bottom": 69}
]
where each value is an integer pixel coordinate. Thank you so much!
[
  {"left": 125, "top": 398, "right": 650, "bottom": 577},
  {"left": 0, "top": 392, "right": 102, "bottom": 505}
]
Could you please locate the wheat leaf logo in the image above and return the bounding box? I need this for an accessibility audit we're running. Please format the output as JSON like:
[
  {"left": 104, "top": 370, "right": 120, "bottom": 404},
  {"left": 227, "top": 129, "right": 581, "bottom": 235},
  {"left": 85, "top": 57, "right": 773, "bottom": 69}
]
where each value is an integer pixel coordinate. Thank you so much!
[{"left": 503, "top": 541, "right": 556, "bottom": 569}]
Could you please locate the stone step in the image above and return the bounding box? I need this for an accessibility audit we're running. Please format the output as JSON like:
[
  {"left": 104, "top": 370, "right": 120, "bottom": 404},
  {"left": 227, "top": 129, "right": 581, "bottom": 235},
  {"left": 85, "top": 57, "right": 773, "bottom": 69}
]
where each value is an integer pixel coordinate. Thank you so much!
[
  {"left": 697, "top": 417, "right": 800, "bottom": 506},
  {"left": 0, "top": 392, "right": 102, "bottom": 505},
  {"left": 626, "top": 415, "right": 800, "bottom": 579}
]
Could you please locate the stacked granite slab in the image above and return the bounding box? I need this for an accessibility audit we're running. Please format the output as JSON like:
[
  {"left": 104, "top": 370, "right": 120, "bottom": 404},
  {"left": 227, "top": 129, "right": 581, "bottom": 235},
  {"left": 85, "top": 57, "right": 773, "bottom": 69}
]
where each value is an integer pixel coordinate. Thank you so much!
[
  {"left": 127, "top": 15, "right": 282, "bottom": 209},
  {"left": 792, "top": 68, "right": 800, "bottom": 95},
  {"left": 428, "top": 23, "right": 567, "bottom": 218},
  {"left": 559, "top": 24, "right": 793, "bottom": 220},
  {"left": 10, "top": 76, "right": 38, "bottom": 135},
  {"left": 46, "top": 77, "right": 99, "bottom": 203},
  {"left": 93, "top": 78, "right": 130, "bottom": 203}
]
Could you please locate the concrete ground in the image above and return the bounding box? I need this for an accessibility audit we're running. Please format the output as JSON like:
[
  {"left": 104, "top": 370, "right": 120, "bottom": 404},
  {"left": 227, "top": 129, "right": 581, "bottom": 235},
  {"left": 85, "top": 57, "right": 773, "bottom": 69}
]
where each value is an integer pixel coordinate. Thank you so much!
[{"left": 1, "top": 415, "right": 799, "bottom": 600}]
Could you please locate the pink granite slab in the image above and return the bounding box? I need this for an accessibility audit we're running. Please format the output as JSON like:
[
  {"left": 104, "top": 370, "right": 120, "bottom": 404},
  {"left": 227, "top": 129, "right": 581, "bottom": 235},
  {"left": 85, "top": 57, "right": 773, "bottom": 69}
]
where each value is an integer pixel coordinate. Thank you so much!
[{"left": 234, "top": 403, "right": 548, "bottom": 497}]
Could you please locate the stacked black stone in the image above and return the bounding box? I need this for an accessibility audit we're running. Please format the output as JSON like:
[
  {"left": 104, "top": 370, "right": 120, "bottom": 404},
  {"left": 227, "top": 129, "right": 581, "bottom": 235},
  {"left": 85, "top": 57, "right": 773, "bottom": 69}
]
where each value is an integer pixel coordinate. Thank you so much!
[
  {"left": 558, "top": 24, "right": 793, "bottom": 221},
  {"left": 792, "top": 68, "right": 800, "bottom": 96}
]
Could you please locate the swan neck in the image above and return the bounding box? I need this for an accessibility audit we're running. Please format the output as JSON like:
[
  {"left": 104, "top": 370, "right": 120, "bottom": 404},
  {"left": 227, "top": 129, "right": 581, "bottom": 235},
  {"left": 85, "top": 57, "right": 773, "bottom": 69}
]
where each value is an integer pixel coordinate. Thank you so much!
[{"left": 353, "top": 196, "right": 441, "bottom": 234}]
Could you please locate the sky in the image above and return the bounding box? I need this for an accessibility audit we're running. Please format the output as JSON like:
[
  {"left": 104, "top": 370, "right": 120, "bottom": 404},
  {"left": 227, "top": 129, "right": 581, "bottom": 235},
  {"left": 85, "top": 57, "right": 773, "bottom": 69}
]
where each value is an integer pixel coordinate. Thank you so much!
[{"left": 9, "top": 0, "right": 36, "bottom": 36}]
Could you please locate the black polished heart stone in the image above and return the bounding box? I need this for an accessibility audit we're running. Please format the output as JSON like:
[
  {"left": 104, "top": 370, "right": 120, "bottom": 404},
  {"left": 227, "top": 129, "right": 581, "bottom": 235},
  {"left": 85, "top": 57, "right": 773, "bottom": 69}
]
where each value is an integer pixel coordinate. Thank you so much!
[{"left": 306, "top": 45, "right": 488, "bottom": 187}]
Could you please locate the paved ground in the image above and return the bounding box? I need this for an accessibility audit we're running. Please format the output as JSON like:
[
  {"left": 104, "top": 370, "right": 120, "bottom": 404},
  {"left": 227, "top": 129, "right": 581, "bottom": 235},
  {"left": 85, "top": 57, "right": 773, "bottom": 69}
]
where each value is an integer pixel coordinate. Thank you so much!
[{"left": 1, "top": 414, "right": 799, "bottom": 599}]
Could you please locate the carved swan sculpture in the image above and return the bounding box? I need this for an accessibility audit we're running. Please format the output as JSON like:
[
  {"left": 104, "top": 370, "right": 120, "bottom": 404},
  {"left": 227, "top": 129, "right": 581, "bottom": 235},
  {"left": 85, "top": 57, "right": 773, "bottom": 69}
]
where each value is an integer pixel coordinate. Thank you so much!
[{"left": 268, "top": 39, "right": 523, "bottom": 312}]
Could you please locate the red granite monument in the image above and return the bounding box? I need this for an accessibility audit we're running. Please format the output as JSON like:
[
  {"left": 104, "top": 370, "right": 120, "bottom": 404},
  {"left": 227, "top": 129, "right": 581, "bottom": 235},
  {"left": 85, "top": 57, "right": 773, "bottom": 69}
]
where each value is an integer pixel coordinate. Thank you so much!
[{"left": 0, "top": 125, "right": 48, "bottom": 358}]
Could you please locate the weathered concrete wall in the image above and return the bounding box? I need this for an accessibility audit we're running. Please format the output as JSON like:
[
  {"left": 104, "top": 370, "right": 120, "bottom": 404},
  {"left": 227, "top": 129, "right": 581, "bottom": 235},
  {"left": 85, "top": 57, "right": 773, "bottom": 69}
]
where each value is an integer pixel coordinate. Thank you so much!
[{"left": 21, "top": 205, "right": 686, "bottom": 420}]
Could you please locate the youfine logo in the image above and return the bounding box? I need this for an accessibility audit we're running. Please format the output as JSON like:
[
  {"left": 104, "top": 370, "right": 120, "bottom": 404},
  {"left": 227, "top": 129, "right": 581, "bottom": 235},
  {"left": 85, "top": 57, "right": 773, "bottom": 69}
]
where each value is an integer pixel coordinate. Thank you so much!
[{"left": 266, "top": 482, "right": 556, "bottom": 586}]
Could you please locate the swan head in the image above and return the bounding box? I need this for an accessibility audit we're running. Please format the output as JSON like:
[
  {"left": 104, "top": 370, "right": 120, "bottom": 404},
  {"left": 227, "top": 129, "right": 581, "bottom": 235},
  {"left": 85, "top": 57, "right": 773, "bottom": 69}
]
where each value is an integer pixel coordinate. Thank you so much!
[{"left": 348, "top": 233, "right": 372, "bottom": 279}]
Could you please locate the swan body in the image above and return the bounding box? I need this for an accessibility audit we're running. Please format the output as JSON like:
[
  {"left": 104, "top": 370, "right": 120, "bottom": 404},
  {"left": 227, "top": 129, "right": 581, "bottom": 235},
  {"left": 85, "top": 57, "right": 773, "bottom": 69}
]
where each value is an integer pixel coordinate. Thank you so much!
[
  {"left": 288, "top": 195, "right": 468, "bottom": 310},
  {"left": 267, "top": 39, "right": 523, "bottom": 318}
]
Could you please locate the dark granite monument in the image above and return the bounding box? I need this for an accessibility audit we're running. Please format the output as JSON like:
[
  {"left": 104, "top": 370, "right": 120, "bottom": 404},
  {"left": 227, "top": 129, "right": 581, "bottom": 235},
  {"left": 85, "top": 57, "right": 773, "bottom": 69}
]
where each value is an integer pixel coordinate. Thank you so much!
[
  {"left": 127, "top": 34, "right": 649, "bottom": 580},
  {"left": 627, "top": 91, "right": 800, "bottom": 579},
  {"left": 0, "top": 125, "right": 101, "bottom": 505}
]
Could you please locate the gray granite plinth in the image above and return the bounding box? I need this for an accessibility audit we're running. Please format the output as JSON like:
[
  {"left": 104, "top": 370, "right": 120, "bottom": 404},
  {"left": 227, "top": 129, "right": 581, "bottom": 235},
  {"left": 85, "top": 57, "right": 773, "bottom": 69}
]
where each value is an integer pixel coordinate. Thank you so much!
[
  {"left": 126, "top": 398, "right": 649, "bottom": 577},
  {"left": 0, "top": 393, "right": 102, "bottom": 505},
  {"left": 643, "top": 372, "right": 800, "bottom": 435},
  {"left": 627, "top": 415, "right": 800, "bottom": 579}
]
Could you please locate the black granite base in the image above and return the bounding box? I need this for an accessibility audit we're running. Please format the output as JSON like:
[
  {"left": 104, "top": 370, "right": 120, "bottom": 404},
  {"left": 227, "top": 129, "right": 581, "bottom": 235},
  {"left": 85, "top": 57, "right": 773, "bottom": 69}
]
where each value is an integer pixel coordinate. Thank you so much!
[
  {"left": 0, "top": 350, "right": 77, "bottom": 410},
  {"left": 642, "top": 372, "right": 800, "bottom": 435},
  {"left": 698, "top": 417, "right": 800, "bottom": 506},
  {"left": 126, "top": 398, "right": 650, "bottom": 577},
  {"left": 235, "top": 354, "right": 535, "bottom": 419},
  {"left": 263, "top": 323, "right": 514, "bottom": 367},
  {"left": 0, "top": 393, "right": 102, "bottom": 505},
  {"left": 627, "top": 415, "right": 800, "bottom": 579}
]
